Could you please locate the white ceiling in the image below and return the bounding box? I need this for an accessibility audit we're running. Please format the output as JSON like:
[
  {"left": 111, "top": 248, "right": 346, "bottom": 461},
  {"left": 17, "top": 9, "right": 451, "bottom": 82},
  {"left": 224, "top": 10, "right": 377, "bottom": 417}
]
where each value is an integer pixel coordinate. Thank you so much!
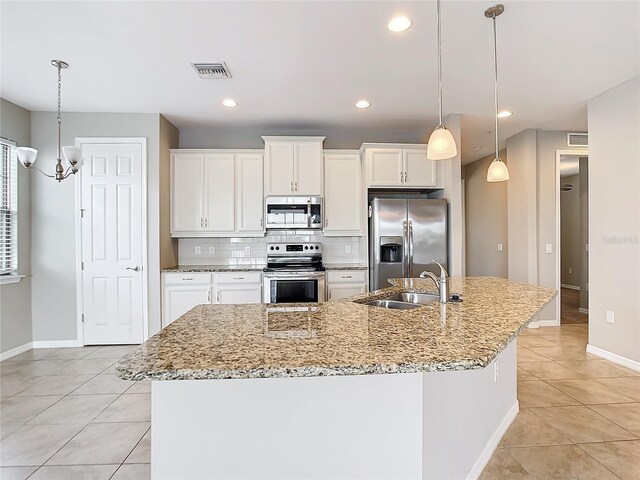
[{"left": 1, "top": 1, "right": 638, "bottom": 163}]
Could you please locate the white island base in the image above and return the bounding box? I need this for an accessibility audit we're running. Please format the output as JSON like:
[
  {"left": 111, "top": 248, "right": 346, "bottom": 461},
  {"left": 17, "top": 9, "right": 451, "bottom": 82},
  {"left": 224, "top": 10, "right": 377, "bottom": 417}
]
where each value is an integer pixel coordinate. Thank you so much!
[{"left": 151, "top": 341, "right": 517, "bottom": 480}]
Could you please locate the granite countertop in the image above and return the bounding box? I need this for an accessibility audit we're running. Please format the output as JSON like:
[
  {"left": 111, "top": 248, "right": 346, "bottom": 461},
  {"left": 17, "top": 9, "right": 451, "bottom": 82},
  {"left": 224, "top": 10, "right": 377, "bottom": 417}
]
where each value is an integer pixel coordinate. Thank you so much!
[
  {"left": 323, "top": 264, "right": 368, "bottom": 271},
  {"left": 117, "top": 277, "right": 555, "bottom": 381},
  {"left": 163, "top": 265, "right": 266, "bottom": 273}
]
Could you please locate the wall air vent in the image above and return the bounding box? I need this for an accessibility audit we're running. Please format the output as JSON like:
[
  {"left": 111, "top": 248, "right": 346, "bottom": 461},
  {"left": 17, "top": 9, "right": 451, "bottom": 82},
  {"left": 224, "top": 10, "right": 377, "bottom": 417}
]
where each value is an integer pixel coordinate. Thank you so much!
[
  {"left": 567, "top": 132, "right": 588, "bottom": 147},
  {"left": 191, "top": 63, "right": 232, "bottom": 79}
]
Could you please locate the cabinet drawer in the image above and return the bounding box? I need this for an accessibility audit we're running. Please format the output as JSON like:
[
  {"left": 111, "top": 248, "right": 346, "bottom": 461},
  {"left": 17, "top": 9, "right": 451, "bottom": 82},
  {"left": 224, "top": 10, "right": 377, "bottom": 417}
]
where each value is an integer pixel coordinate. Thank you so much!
[
  {"left": 215, "top": 272, "right": 262, "bottom": 285},
  {"left": 326, "top": 270, "right": 367, "bottom": 284},
  {"left": 164, "top": 273, "right": 212, "bottom": 285}
]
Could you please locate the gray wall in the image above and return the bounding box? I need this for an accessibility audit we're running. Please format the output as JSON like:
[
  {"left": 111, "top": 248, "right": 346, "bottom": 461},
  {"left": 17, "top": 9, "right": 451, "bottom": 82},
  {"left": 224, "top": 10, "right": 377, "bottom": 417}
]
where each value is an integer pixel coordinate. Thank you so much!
[
  {"left": 560, "top": 174, "right": 581, "bottom": 287},
  {"left": 30, "top": 112, "right": 163, "bottom": 342},
  {"left": 587, "top": 75, "right": 639, "bottom": 362},
  {"left": 579, "top": 157, "right": 589, "bottom": 310},
  {"left": 0, "top": 98, "right": 33, "bottom": 353},
  {"left": 464, "top": 149, "right": 508, "bottom": 278}
]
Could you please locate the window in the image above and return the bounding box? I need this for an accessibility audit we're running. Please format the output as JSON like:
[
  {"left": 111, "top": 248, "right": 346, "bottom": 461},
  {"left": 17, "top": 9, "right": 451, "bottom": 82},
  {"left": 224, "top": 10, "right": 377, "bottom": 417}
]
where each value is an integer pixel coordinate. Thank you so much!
[{"left": 0, "top": 140, "right": 18, "bottom": 275}]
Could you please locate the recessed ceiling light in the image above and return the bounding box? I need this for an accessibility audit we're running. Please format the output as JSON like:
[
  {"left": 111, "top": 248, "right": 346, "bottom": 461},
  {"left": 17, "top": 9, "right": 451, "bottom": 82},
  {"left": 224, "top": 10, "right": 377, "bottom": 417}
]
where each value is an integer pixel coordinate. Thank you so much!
[
  {"left": 222, "top": 99, "right": 238, "bottom": 108},
  {"left": 388, "top": 16, "right": 412, "bottom": 32},
  {"left": 497, "top": 110, "right": 513, "bottom": 118},
  {"left": 355, "top": 100, "right": 371, "bottom": 109}
]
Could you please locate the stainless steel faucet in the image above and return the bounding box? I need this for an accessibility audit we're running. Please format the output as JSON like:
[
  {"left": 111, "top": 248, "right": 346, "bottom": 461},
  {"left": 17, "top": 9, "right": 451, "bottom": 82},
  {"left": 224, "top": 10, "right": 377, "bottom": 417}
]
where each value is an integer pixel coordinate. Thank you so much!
[{"left": 420, "top": 261, "right": 449, "bottom": 303}]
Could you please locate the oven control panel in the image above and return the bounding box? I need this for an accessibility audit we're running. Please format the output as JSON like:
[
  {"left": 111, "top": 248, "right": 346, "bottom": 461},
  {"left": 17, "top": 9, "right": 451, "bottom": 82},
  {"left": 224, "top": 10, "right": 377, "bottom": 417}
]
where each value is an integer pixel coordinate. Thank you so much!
[{"left": 267, "top": 243, "right": 322, "bottom": 255}]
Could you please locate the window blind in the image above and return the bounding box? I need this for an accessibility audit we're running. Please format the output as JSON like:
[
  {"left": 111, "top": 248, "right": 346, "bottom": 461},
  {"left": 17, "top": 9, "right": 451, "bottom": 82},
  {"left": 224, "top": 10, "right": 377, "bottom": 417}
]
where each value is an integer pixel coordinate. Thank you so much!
[{"left": 0, "top": 140, "right": 18, "bottom": 275}]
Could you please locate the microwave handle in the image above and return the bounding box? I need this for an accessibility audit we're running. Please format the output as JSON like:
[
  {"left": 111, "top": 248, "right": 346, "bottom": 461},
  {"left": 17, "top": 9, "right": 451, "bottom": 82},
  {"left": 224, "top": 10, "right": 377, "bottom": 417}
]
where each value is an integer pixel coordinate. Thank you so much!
[{"left": 307, "top": 200, "right": 311, "bottom": 228}]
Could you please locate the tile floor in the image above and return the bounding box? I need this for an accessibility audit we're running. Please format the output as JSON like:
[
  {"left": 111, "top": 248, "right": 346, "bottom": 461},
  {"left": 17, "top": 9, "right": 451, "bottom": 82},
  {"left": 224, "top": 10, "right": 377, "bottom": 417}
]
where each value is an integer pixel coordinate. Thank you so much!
[
  {"left": 1, "top": 325, "right": 638, "bottom": 480},
  {"left": 482, "top": 323, "right": 640, "bottom": 480},
  {"left": 561, "top": 287, "right": 588, "bottom": 324},
  {"left": 0, "top": 345, "right": 150, "bottom": 480}
]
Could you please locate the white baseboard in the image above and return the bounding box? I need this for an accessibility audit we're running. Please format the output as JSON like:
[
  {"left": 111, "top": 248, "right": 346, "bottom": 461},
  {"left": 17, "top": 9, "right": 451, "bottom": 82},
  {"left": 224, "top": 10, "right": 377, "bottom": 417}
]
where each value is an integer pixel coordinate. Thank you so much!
[
  {"left": 538, "top": 320, "right": 560, "bottom": 327},
  {"left": 586, "top": 344, "right": 640, "bottom": 372},
  {"left": 466, "top": 401, "right": 520, "bottom": 480},
  {"left": 579, "top": 308, "right": 589, "bottom": 315},
  {"left": 32, "top": 340, "right": 83, "bottom": 348},
  {"left": 0, "top": 342, "right": 33, "bottom": 362},
  {"left": 561, "top": 284, "right": 580, "bottom": 291}
]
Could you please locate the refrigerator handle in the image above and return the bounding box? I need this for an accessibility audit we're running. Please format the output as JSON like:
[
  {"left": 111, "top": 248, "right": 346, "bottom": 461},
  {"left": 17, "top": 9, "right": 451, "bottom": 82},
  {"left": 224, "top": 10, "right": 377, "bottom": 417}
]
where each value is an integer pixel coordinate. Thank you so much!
[
  {"left": 403, "top": 220, "right": 408, "bottom": 278},
  {"left": 409, "top": 220, "right": 414, "bottom": 278}
]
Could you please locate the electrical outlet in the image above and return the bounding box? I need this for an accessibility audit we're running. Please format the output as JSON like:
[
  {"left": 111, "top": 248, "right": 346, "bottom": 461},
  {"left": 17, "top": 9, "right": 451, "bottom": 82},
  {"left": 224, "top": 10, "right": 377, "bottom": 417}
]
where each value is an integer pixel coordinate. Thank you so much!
[
  {"left": 568, "top": 267, "right": 572, "bottom": 274},
  {"left": 497, "top": 243, "right": 503, "bottom": 252},
  {"left": 494, "top": 361, "right": 499, "bottom": 382},
  {"left": 208, "top": 246, "right": 215, "bottom": 255},
  {"left": 606, "top": 310, "right": 615, "bottom": 324},
  {"left": 194, "top": 246, "right": 201, "bottom": 255},
  {"left": 244, "top": 246, "right": 251, "bottom": 255},
  {"left": 545, "top": 244, "right": 553, "bottom": 254},
  {"left": 345, "top": 244, "right": 352, "bottom": 254}
]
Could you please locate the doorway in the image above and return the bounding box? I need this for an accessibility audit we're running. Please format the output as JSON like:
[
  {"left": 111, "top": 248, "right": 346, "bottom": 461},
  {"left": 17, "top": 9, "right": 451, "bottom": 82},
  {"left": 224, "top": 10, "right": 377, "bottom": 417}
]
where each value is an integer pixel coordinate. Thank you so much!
[
  {"left": 557, "top": 152, "right": 589, "bottom": 325},
  {"left": 75, "top": 138, "right": 148, "bottom": 345}
]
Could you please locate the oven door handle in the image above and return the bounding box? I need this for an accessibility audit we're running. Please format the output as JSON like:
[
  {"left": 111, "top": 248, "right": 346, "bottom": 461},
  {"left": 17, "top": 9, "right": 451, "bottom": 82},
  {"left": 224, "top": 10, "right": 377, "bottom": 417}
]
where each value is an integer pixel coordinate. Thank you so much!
[{"left": 264, "top": 273, "right": 325, "bottom": 280}]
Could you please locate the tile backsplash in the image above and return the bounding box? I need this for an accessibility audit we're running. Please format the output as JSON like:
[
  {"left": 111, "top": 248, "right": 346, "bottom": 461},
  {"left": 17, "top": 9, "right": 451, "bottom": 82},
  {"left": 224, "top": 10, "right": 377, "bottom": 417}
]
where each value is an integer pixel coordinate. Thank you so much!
[{"left": 178, "top": 234, "right": 362, "bottom": 266}]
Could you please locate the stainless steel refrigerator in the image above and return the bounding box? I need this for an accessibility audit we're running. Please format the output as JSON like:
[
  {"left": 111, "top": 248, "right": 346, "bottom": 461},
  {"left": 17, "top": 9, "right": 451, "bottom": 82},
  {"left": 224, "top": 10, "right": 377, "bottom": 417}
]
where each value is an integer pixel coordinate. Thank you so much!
[{"left": 369, "top": 198, "right": 448, "bottom": 291}]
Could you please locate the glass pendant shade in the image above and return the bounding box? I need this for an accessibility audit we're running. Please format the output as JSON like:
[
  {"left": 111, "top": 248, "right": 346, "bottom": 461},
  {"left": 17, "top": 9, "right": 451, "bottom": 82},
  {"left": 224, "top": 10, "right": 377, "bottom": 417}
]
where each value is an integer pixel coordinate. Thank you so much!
[
  {"left": 427, "top": 126, "right": 458, "bottom": 160},
  {"left": 487, "top": 158, "right": 509, "bottom": 182},
  {"left": 17, "top": 147, "right": 38, "bottom": 167},
  {"left": 62, "top": 146, "right": 83, "bottom": 168}
]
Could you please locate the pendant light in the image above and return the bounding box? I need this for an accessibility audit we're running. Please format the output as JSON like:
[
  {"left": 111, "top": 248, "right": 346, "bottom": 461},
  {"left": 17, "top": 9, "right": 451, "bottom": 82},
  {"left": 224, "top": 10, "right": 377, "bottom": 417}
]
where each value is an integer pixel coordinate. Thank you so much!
[
  {"left": 485, "top": 4, "right": 510, "bottom": 182},
  {"left": 16, "top": 60, "right": 82, "bottom": 182},
  {"left": 427, "top": 0, "right": 458, "bottom": 160}
]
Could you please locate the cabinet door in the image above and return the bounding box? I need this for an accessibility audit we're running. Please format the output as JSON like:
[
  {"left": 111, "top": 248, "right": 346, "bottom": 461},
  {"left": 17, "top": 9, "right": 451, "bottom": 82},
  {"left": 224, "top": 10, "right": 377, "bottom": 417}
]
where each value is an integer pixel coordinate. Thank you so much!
[
  {"left": 324, "top": 153, "right": 362, "bottom": 235},
  {"left": 264, "top": 141, "right": 295, "bottom": 195},
  {"left": 236, "top": 154, "right": 264, "bottom": 234},
  {"left": 172, "top": 154, "right": 204, "bottom": 233},
  {"left": 204, "top": 154, "right": 235, "bottom": 232},
  {"left": 403, "top": 148, "right": 437, "bottom": 187},
  {"left": 215, "top": 285, "right": 262, "bottom": 304},
  {"left": 328, "top": 284, "right": 366, "bottom": 301},
  {"left": 163, "top": 286, "right": 211, "bottom": 327},
  {"left": 368, "top": 149, "right": 403, "bottom": 186},
  {"left": 294, "top": 141, "right": 323, "bottom": 195}
]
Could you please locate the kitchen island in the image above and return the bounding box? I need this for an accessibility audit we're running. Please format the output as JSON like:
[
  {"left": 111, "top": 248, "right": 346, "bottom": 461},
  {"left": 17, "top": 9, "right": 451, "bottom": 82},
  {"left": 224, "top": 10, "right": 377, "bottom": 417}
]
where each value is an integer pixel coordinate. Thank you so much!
[{"left": 117, "top": 277, "right": 555, "bottom": 480}]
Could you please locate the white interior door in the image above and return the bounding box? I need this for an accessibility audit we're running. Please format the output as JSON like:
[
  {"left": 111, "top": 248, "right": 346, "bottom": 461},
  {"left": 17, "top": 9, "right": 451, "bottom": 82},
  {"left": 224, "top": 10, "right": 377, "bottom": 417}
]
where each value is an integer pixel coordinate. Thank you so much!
[{"left": 81, "top": 142, "right": 145, "bottom": 345}]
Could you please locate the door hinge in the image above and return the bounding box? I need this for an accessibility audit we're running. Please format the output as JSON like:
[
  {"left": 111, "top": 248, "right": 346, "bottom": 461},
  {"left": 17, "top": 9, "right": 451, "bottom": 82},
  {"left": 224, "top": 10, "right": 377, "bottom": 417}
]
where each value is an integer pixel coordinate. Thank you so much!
[
  {"left": 80, "top": 209, "right": 85, "bottom": 218},
  {"left": 81, "top": 262, "right": 84, "bottom": 270},
  {"left": 81, "top": 314, "right": 85, "bottom": 323}
]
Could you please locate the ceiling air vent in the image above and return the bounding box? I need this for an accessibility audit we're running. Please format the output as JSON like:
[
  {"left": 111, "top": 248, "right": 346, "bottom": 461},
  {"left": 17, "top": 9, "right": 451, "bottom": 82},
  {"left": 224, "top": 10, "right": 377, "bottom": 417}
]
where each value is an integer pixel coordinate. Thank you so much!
[
  {"left": 191, "top": 62, "right": 232, "bottom": 79},
  {"left": 567, "top": 132, "right": 588, "bottom": 147}
]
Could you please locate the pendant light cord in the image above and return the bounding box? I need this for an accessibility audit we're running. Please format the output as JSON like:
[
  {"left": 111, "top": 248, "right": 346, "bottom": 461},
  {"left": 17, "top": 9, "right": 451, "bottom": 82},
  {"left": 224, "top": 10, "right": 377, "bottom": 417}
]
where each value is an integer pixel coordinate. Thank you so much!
[
  {"left": 57, "top": 63, "right": 62, "bottom": 162},
  {"left": 437, "top": 0, "right": 443, "bottom": 127},
  {"left": 492, "top": 13, "right": 499, "bottom": 160}
]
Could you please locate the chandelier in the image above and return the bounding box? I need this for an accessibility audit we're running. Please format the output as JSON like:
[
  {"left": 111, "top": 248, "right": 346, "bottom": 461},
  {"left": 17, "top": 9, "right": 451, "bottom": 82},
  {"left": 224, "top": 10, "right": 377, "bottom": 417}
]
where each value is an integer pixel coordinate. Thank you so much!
[{"left": 16, "top": 60, "right": 82, "bottom": 182}]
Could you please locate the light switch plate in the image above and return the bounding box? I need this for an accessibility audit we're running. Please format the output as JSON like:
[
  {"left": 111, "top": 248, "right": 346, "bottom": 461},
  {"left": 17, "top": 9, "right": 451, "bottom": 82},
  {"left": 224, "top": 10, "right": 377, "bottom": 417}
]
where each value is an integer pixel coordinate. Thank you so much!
[
  {"left": 545, "top": 244, "right": 553, "bottom": 254},
  {"left": 568, "top": 267, "right": 572, "bottom": 274},
  {"left": 606, "top": 310, "right": 614, "bottom": 324},
  {"left": 208, "top": 246, "right": 215, "bottom": 255},
  {"left": 244, "top": 246, "right": 251, "bottom": 255},
  {"left": 497, "top": 243, "right": 503, "bottom": 252},
  {"left": 345, "top": 244, "right": 352, "bottom": 254},
  {"left": 194, "top": 246, "right": 201, "bottom": 255}
]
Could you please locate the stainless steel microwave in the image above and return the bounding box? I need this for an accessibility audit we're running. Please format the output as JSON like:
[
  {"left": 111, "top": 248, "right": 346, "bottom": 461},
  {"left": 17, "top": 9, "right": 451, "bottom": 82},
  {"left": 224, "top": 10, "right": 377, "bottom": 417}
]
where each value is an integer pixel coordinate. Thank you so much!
[{"left": 265, "top": 196, "right": 323, "bottom": 230}]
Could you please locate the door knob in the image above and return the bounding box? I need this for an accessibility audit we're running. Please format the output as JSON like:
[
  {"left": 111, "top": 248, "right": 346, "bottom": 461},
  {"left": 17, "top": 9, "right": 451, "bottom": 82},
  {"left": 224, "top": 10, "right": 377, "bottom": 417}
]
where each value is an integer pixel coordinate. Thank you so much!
[{"left": 126, "top": 266, "right": 141, "bottom": 272}]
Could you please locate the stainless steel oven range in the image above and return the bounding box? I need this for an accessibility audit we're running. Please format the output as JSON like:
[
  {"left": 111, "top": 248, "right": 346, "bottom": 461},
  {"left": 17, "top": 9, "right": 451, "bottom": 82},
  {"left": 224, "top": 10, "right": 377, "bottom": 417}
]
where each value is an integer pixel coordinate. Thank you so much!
[{"left": 263, "top": 243, "right": 325, "bottom": 304}]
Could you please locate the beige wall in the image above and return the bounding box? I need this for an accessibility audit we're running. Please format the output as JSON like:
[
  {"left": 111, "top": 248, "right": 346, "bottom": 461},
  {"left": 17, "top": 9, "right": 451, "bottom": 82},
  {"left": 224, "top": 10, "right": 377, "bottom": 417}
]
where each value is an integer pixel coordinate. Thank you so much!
[
  {"left": 159, "top": 115, "right": 179, "bottom": 269},
  {"left": 0, "top": 98, "right": 32, "bottom": 354},
  {"left": 464, "top": 150, "right": 508, "bottom": 278},
  {"left": 587, "top": 75, "right": 639, "bottom": 362},
  {"left": 30, "top": 112, "right": 163, "bottom": 341},
  {"left": 560, "top": 174, "right": 581, "bottom": 287}
]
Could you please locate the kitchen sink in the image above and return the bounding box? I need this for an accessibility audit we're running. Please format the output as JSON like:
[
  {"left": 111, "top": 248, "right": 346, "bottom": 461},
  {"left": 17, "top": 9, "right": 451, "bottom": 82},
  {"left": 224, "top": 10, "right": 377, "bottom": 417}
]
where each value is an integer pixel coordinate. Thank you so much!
[
  {"left": 382, "top": 292, "right": 439, "bottom": 305},
  {"left": 362, "top": 299, "right": 422, "bottom": 310}
]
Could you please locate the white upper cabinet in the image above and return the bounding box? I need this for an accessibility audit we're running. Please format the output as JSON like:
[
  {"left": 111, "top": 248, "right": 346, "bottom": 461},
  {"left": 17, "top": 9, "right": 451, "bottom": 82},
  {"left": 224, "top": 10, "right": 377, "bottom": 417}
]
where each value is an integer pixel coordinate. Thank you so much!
[
  {"left": 323, "top": 151, "right": 362, "bottom": 236},
  {"left": 236, "top": 153, "right": 264, "bottom": 234},
  {"left": 363, "top": 145, "right": 439, "bottom": 188},
  {"left": 172, "top": 153, "right": 205, "bottom": 232},
  {"left": 171, "top": 150, "right": 265, "bottom": 237},
  {"left": 204, "top": 154, "right": 235, "bottom": 233},
  {"left": 263, "top": 137, "right": 325, "bottom": 196}
]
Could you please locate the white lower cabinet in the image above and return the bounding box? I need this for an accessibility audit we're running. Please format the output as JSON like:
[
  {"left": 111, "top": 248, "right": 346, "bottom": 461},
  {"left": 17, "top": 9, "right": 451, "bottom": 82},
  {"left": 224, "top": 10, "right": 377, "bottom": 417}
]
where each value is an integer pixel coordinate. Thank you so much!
[
  {"left": 326, "top": 270, "right": 368, "bottom": 301},
  {"left": 162, "top": 272, "right": 262, "bottom": 327}
]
